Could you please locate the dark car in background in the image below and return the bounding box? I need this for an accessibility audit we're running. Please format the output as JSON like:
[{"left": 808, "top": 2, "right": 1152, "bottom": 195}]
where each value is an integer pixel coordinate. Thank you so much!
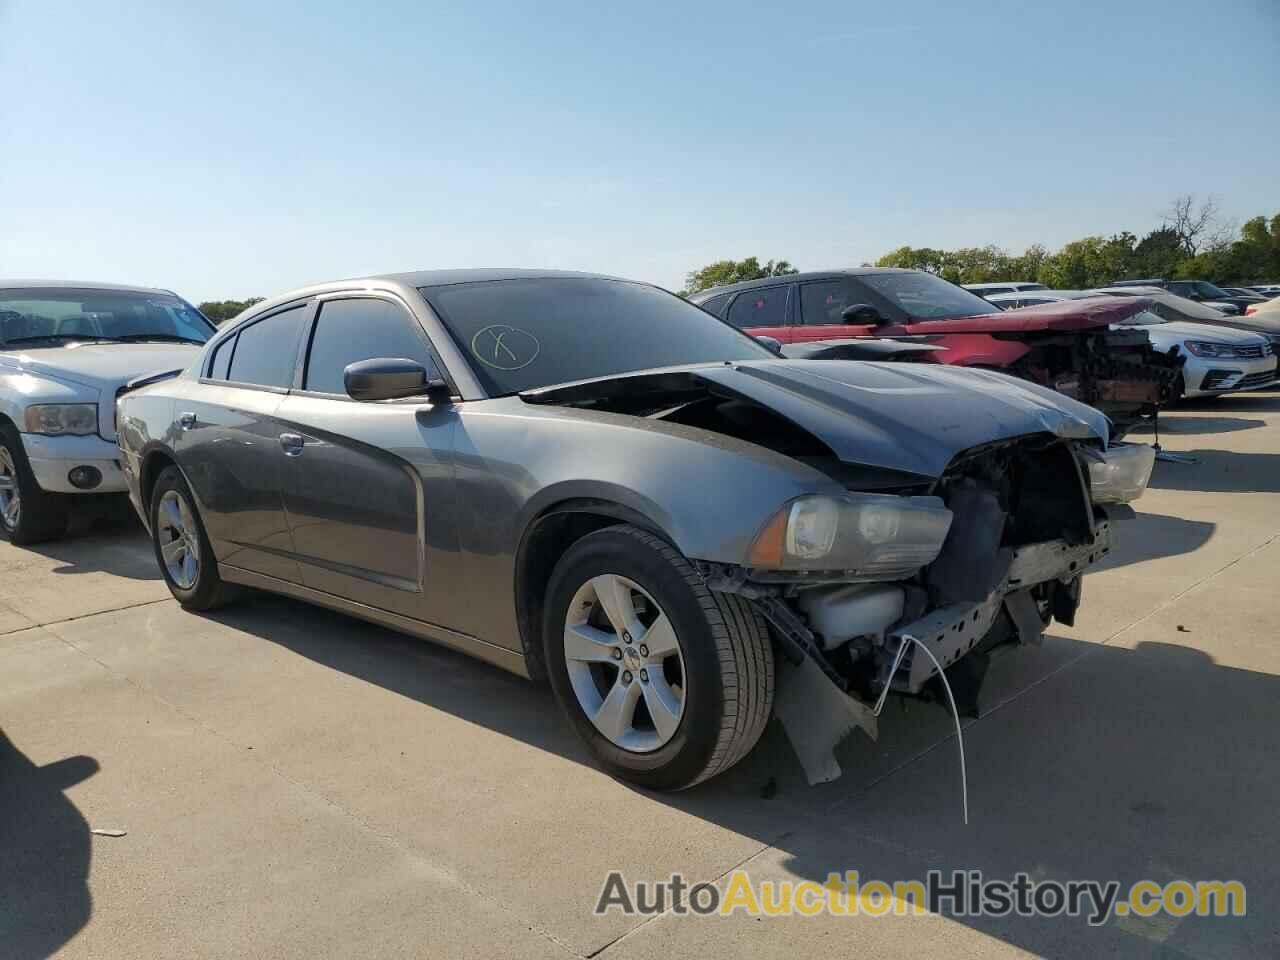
[
  {"left": 115, "top": 269, "right": 1152, "bottom": 790},
  {"left": 690, "top": 268, "right": 1184, "bottom": 433},
  {"left": 1107, "top": 278, "right": 1257, "bottom": 315}
]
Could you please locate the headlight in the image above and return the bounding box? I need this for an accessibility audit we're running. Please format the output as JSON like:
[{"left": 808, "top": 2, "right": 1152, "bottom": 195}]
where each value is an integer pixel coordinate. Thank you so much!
[
  {"left": 748, "top": 494, "right": 953, "bottom": 578},
  {"left": 1184, "top": 340, "right": 1243, "bottom": 359},
  {"left": 1087, "top": 443, "right": 1155, "bottom": 503},
  {"left": 23, "top": 403, "right": 98, "bottom": 436}
]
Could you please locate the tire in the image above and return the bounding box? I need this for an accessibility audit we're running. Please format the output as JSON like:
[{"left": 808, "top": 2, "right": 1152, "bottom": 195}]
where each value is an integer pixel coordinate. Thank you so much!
[
  {"left": 542, "top": 524, "right": 774, "bottom": 790},
  {"left": 0, "top": 424, "right": 69, "bottom": 545},
  {"left": 150, "top": 465, "right": 236, "bottom": 611}
]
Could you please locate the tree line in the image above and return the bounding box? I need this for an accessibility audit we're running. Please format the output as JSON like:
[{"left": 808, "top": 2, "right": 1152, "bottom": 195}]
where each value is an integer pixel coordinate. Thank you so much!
[
  {"left": 681, "top": 197, "right": 1279, "bottom": 295},
  {"left": 879, "top": 196, "right": 1279, "bottom": 289},
  {"left": 197, "top": 298, "right": 263, "bottom": 323}
]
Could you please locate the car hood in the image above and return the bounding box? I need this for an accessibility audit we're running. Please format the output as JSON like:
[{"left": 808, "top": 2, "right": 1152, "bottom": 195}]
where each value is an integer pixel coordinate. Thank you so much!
[
  {"left": 2, "top": 342, "right": 201, "bottom": 392},
  {"left": 1125, "top": 320, "right": 1269, "bottom": 348},
  {"left": 907, "top": 296, "right": 1149, "bottom": 334},
  {"left": 523, "top": 360, "right": 1110, "bottom": 479}
]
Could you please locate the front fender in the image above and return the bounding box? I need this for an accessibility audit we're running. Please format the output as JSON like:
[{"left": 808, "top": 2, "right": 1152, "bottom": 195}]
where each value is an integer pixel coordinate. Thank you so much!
[{"left": 457, "top": 401, "right": 847, "bottom": 566}]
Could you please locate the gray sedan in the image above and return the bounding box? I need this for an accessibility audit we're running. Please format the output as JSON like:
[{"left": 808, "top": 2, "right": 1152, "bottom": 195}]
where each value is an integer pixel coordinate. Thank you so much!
[{"left": 116, "top": 270, "right": 1153, "bottom": 789}]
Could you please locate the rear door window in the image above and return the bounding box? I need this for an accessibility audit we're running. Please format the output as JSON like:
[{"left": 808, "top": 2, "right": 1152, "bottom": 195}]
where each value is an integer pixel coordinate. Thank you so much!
[
  {"left": 208, "top": 335, "right": 235, "bottom": 379},
  {"left": 698, "top": 293, "right": 732, "bottom": 318},
  {"left": 726, "top": 286, "right": 789, "bottom": 329},
  {"left": 227, "top": 306, "right": 307, "bottom": 389}
]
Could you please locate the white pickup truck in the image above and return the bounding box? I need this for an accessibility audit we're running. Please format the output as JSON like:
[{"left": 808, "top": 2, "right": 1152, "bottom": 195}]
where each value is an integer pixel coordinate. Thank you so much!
[{"left": 0, "top": 281, "right": 215, "bottom": 543}]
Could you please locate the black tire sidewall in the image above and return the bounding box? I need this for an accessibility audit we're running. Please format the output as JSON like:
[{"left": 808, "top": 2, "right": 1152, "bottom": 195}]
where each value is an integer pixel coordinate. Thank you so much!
[
  {"left": 0, "top": 424, "right": 67, "bottom": 544},
  {"left": 542, "top": 527, "right": 725, "bottom": 790},
  {"left": 150, "top": 466, "right": 222, "bottom": 608}
]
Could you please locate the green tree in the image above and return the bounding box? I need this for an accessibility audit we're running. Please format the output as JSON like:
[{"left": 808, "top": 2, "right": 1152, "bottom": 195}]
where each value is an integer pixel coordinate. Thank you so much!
[
  {"left": 1035, "top": 234, "right": 1136, "bottom": 289},
  {"left": 875, "top": 246, "right": 949, "bottom": 275},
  {"left": 680, "top": 257, "right": 797, "bottom": 296},
  {"left": 198, "top": 298, "right": 264, "bottom": 324},
  {"left": 1131, "top": 227, "right": 1183, "bottom": 279}
]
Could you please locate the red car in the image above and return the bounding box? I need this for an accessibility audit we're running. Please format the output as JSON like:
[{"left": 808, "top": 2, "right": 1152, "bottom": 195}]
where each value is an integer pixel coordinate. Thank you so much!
[{"left": 690, "top": 268, "right": 1183, "bottom": 431}]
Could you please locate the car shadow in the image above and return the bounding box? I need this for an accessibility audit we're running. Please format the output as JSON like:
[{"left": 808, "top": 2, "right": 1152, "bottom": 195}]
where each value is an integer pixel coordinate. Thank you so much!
[
  {"left": 1148, "top": 450, "right": 1280, "bottom": 493},
  {"left": 1129, "top": 416, "right": 1265, "bottom": 436},
  {"left": 0, "top": 732, "right": 98, "bottom": 958},
  {"left": 18, "top": 498, "right": 159, "bottom": 581},
  {"left": 1091, "top": 510, "right": 1215, "bottom": 571},
  {"left": 1173, "top": 390, "right": 1280, "bottom": 413},
  {"left": 206, "top": 595, "right": 1278, "bottom": 958}
]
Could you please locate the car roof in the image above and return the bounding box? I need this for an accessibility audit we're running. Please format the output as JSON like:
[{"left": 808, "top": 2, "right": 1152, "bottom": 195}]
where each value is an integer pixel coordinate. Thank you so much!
[
  {"left": 1093, "top": 285, "right": 1166, "bottom": 295},
  {"left": 963, "top": 282, "right": 1044, "bottom": 290},
  {"left": 0, "top": 278, "right": 177, "bottom": 296},
  {"left": 380, "top": 267, "right": 621, "bottom": 287},
  {"left": 687, "top": 267, "right": 918, "bottom": 301},
  {"left": 986, "top": 289, "right": 1097, "bottom": 300}
]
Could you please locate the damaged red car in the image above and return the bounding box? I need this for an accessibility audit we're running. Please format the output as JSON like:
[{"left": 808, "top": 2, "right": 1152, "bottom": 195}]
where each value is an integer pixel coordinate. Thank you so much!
[{"left": 691, "top": 268, "right": 1184, "bottom": 433}]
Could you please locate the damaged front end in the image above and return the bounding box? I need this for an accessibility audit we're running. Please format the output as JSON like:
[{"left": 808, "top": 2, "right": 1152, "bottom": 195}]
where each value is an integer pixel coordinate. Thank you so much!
[
  {"left": 700, "top": 436, "right": 1152, "bottom": 785},
  {"left": 1003, "top": 322, "right": 1185, "bottom": 436}
]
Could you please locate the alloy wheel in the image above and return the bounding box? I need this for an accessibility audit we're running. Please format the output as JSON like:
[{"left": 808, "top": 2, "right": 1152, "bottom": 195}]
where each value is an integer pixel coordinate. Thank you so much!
[
  {"left": 0, "top": 446, "right": 19, "bottom": 530},
  {"left": 157, "top": 490, "right": 201, "bottom": 589},
  {"left": 563, "top": 574, "right": 687, "bottom": 752}
]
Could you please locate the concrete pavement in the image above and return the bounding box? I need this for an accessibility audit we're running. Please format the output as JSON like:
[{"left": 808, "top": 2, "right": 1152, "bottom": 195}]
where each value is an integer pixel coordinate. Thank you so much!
[{"left": 3, "top": 392, "right": 1279, "bottom": 958}]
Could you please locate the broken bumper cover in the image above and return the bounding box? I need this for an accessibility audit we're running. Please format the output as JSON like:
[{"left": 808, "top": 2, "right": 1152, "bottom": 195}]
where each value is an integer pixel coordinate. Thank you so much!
[{"left": 888, "top": 518, "right": 1113, "bottom": 693}]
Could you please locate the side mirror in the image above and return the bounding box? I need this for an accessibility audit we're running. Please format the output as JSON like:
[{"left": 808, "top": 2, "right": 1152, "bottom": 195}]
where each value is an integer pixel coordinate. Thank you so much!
[
  {"left": 840, "top": 303, "right": 885, "bottom": 324},
  {"left": 344, "top": 358, "right": 451, "bottom": 403},
  {"left": 754, "top": 335, "right": 783, "bottom": 355}
]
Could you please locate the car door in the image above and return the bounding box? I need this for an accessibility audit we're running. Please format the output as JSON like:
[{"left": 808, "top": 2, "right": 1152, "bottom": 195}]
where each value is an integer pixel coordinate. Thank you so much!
[
  {"left": 794, "top": 278, "right": 879, "bottom": 341},
  {"left": 726, "top": 285, "right": 793, "bottom": 341},
  {"left": 176, "top": 302, "right": 311, "bottom": 582},
  {"left": 274, "top": 294, "right": 456, "bottom": 620}
]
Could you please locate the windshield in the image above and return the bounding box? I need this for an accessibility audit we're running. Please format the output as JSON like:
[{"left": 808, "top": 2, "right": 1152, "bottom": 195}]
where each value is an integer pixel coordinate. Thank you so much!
[
  {"left": 421, "top": 278, "right": 773, "bottom": 395},
  {"left": 860, "top": 272, "right": 998, "bottom": 320},
  {"left": 0, "top": 288, "right": 214, "bottom": 346}
]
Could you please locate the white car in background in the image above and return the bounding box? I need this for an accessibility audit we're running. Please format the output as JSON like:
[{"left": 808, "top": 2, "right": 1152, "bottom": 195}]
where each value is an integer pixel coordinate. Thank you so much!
[
  {"left": 984, "top": 290, "right": 1278, "bottom": 400},
  {"left": 0, "top": 281, "right": 215, "bottom": 543}
]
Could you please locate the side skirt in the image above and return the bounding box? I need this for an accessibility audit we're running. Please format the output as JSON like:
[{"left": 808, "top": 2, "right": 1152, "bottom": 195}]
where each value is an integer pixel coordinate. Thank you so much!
[{"left": 219, "top": 564, "right": 530, "bottom": 679}]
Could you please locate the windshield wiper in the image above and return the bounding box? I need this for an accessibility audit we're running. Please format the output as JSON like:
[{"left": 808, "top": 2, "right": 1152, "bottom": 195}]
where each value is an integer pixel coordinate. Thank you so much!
[
  {"left": 3, "top": 334, "right": 118, "bottom": 346},
  {"left": 111, "top": 334, "right": 208, "bottom": 345}
]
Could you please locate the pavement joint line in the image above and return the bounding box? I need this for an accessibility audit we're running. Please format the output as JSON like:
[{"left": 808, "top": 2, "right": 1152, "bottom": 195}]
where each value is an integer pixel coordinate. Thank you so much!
[
  {"left": 594, "top": 524, "right": 1280, "bottom": 954},
  {"left": 39, "top": 616, "right": 586, "bottom": 960},
  {"left": 0, "top": 596, "right": 171, "bottom": 636}
]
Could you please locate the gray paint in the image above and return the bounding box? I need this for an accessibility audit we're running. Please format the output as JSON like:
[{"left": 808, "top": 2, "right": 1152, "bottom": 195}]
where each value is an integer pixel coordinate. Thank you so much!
[{"left": 116, "top": 272, "right": 1110, "bottom": 678}]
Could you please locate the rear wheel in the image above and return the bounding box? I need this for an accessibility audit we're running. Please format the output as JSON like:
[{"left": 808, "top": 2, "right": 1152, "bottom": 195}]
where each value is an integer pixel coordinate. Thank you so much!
[
  {"left": 543, "top": 524, "right": 774, "bottom": 790},
  {"left": 150, "top": 466, "right": 236, "bottom": 611},
  {"left": 0, "top": 424, "right": 69, "bottom": 545}
]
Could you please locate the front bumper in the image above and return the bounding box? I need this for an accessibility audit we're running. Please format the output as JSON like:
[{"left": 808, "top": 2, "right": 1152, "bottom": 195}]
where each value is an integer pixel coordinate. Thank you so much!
[
  {"left": 21, "top": 433, "right": 128, "bottom": 494},
  {"left": 1182, "top": 354, "right": 1279, "bottom": 397},
  {"left": 887, "top": 518, "right": 1113, "bottom": 693}
]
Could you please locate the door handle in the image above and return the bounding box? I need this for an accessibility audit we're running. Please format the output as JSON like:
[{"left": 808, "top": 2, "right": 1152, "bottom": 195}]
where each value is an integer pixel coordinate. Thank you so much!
[
  {"left": 279, "top": 433, "right": 305, "bottom": 456},
  {"left": 179, "top": 411, "right": 197, "bottom": 429}
]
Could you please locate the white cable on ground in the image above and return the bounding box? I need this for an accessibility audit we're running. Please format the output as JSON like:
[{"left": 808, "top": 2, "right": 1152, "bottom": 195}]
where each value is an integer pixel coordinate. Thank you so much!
[{"left": 872, "top": 634, "right": 970, "bottom": 825}]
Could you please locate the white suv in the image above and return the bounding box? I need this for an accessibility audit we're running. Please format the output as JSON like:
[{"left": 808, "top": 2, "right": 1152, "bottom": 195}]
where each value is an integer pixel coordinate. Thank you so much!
[{"left": 0, "top": 281, "right": 215, "bottom": 543}]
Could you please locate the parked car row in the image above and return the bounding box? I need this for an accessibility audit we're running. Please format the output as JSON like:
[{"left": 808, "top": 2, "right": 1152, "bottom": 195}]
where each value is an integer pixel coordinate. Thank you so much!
[
  {"left": 3, "top": 268, "right": 1160, "bottom": 791},
  {"left": 983, "top": 289, "right": 1280, "bottom": 399}
]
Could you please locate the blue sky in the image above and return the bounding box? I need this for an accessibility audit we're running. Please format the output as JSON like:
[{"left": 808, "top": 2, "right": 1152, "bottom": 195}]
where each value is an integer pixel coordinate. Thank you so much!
[{"left": 1, "top": 0, "right": 1276, "bottom": 301}]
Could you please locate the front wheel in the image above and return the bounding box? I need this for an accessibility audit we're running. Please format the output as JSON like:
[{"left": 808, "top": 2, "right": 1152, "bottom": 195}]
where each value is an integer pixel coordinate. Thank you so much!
[
  {"left": 0, "top": 424, "right": 69, "bottom": 545},
  {"left": 542, "top": 524, "right": 774, "bottom": 790},
  {"left": 150, "top": 466, "right": 236, "bottom": 611}
]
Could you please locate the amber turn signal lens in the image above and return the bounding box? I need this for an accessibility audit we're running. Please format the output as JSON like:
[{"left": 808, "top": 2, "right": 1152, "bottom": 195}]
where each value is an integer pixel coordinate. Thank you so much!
[{"left": 747, "top": 509, "right": 789, "bottom": 567}]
